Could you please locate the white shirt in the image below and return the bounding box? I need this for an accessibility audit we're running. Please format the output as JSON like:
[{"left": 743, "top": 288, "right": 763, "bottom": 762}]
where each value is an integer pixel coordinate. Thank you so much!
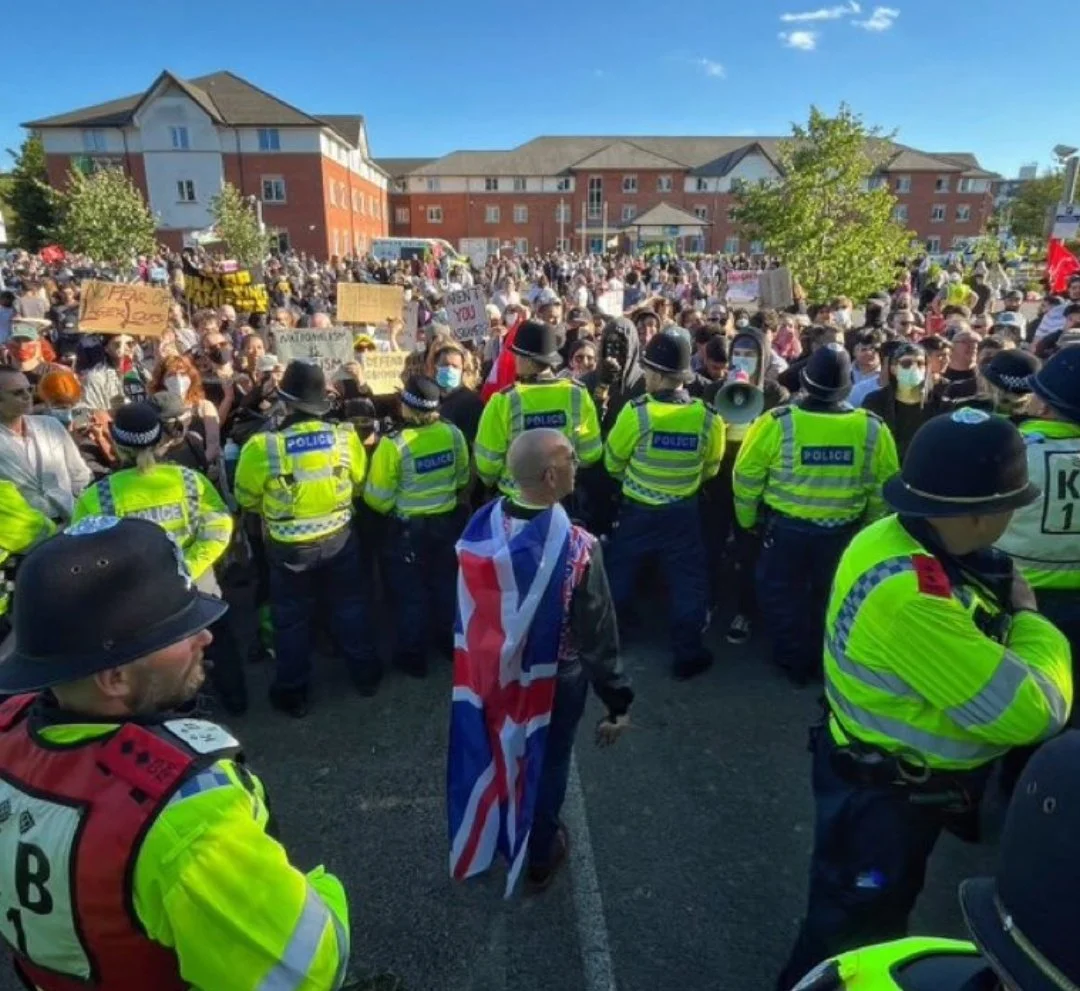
[{"left": 0, "top": 416, "right": 92, "bottom": 521}]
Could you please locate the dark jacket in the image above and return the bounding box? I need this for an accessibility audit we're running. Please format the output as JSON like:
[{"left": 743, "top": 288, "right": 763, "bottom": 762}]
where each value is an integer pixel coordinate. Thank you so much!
[
  {"left": 863, "top": 385, "right": 935, "bottom": 461},
  {"left": 438, "top": 387, "right": 484, "bottom": 446},
  {"left": 582, "top": 317, "right": 646, "bottom": 435}
]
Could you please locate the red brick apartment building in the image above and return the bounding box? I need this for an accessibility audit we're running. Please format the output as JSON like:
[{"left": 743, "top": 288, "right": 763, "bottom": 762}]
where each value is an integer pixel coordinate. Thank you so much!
[
  {"left": 377, "top": 138, "right": 997, "bottom": 257},
  {"left": 25, "top": 70, "right": 389, "bottom": 258}
]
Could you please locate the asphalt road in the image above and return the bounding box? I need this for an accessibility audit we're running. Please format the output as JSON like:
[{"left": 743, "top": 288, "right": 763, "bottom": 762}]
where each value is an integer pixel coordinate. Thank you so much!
[{"left": 0, "top": 573, "right": 1003, "bottom": 991}]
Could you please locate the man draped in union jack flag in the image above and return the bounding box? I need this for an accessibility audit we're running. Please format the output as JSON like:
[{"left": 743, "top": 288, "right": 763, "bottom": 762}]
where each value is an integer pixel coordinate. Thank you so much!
[{"left": 448, "top": 428, "right": 634, "bottom": 895}]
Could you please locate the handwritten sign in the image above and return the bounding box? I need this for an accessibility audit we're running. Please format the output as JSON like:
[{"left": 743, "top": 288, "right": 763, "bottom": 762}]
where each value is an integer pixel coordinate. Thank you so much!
[
  {"left": 78, "top": 281, "right": 171, "bottom": 336},
  {"left": 275, "top": 328, "right": 355, "bottom": 378},
  {"left": 360, "top": 351, "right": 407, "bottom": 395},
  {"left": 445, "top": 287, "right": 488, "bottom": 342},
  {"left": 337, "top": 283, "right": 404, "bottom": 325},
  {"left": 725, "top": 271, "right": 760, "bottom": 305},
  {"left": 184, "top": 269, "right": 269, "bottom": 313},
  {"left": 758, "top": 267, "right": 794, "bottom": 310},
  {"left": 596, "top": 289, "right": 624, "bottom": 318}
]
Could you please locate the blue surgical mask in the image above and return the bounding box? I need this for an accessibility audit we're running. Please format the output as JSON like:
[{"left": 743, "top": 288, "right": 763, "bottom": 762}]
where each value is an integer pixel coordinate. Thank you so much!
[
  {"left": 436, "top": 365, "right": 462, "bottom": 390},
  {"left": 48, "top": 407, "right": 73, "bottom": 425}
]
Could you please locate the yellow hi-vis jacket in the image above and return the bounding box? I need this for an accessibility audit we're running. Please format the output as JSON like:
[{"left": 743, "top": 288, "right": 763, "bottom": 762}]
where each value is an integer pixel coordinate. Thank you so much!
[
  {"left": 235, "top": 420, "right": 367, "bottom": 544},
  {"left": 363, "top": 420, "right": 469, "bottom": 518},
  {"left": 824, "top": 515, "right": 1072, "bottom": 771},
  {"left": 38, "top": 718, "right": 349, "bottom": 990},
  {"left": 732, "top": 405, "right": 898, "bottom": 529},
  {"left": 72, "top": 464, "right": 232, "bottom": 581},
  {"left": 604, "top": 394, "right": 726, "bottom": 505},
  {"left": 795, "top": 937, "right": 984, "bottom": 990},
  {"left": 996, "top": 418, "right": 1080, "bottom": 590},
  {"left": 0, "top": 481, "right": 56, "bottom": 617},
  {"left": 473, "top": 378, "right": 603, "bottom": 495}
]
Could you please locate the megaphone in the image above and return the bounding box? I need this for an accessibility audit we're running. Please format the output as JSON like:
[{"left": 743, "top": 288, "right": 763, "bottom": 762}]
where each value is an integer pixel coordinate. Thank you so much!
[{"left": 714, "top": 375, "right": 764, "bottom": 424}]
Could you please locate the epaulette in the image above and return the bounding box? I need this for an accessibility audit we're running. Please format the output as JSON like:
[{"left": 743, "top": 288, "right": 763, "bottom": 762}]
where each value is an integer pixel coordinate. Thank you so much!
[
  {"left": 769, "top": 405, "right": 793, "bottom": 420},
  {"left": 863, "top": 408, "right": 884, "bottom": 424},
  {"left": 498, "top": 383, "right": 516, "bottom": 395},
  {"left": 911, "top": 554, "right": 952, "bottom": 599},
  {"left": 629, "top": 395, "right": 650, "bottom": 408},
  {"left": 789, "top": 959, "right": 842, "bottom": 991}
]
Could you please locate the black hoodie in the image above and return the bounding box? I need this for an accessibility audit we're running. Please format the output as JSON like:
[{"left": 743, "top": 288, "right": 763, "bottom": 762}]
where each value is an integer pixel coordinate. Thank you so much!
[{"left": 583, "top": 317, "right": 646, "bottom": 435}]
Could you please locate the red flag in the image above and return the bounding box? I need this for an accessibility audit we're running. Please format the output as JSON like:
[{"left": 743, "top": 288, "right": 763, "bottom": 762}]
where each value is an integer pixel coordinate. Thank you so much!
[
  {"left": 39, "top": 245, "right": 65, "bottom": 265},
  {"left": 481, "top": 316, "right": 522, "bottom": 403},
  {"left": 1047, "top": 238, "right": 1080, "bottom": 293}
]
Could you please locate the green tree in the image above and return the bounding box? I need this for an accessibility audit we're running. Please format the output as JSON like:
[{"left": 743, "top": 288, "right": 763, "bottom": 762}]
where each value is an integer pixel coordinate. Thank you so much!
[
  {"left": 209, "top": 182, "right": 270, "bottom": 268},
  {"left": 1, "top": 135, "right": 57, "bottom": 251},
  {"left": 54, "top": 167, "right": 157, "bottom": 263},
  {"left": 1006, "top": 171, "right": 1064, "bottom": 241},
  {"left": 730, "top": 105, "right": 914, "bottom": 302}
]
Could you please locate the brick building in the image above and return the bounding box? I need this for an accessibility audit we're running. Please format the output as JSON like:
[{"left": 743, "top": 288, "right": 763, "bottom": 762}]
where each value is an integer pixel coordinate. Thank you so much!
[
  {"left": 25, "top": 70, "right": 389, "bottom": 258},
  {"left": 377, "top": 138, "right": 997, "bottom": 258}
]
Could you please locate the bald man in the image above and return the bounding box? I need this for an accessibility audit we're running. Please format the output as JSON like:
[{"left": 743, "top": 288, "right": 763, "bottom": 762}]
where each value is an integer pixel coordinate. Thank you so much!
[{"left": 450, "top": 429, "right": 633, "bottom": 892}]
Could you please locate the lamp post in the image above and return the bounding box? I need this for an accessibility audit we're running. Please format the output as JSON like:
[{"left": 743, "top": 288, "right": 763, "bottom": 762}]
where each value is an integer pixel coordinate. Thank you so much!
[{"left": 1053, "top": 145, "right": 1078, "bottom": 206}]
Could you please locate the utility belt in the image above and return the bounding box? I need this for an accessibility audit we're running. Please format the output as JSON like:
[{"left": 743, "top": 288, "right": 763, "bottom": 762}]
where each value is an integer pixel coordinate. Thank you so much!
[{"left": 766, "top": 509, "right": 859, "bottom": 534}]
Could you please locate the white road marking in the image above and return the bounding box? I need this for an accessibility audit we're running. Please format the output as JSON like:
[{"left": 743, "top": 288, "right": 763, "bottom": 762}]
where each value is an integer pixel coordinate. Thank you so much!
[{"left": 565, "top": 754, "right": 619, "bottom": 991}]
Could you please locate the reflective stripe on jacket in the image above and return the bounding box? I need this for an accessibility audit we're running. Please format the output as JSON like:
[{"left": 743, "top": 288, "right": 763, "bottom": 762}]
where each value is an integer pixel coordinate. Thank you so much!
[{"left": 363, "top": 420, "right": 470, "bottom": 518}]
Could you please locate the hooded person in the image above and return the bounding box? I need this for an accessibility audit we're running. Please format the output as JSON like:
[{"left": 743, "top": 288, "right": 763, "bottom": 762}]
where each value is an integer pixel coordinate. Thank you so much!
[
  {"left": 582, "top": 316, "right": 646, "bottom": 435},
  {"left": 863, "top": 340, "right": 937, "bottom": 462}
]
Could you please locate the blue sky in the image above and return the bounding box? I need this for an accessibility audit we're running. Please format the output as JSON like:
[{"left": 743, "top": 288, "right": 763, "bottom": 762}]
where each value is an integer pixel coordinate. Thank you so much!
[{"left": 0, "top": 0, "right": 1074, "bottom": 179}]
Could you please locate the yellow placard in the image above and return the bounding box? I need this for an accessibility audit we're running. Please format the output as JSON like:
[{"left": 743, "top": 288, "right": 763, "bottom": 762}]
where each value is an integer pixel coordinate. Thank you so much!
[
  {"left": 338, "top": 283, "right": 404, "bottom": 325},
  {"left": 78, "top": 281, "right": 171, "bottom": 336},
  {"left": 184, "top": 270, "right": 269, "bottom": 313},
  {"left": 360, "top": 351, "right": 407, "bottom": 395}
]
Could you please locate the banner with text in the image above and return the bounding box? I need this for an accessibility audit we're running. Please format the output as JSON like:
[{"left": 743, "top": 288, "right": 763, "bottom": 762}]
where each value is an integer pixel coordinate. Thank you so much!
[
  {"left": 275, "top": 328, "right": 355, "bottom": 378},
  {"left": 338, "top": 283, "right": 405, "bottom": 325},
  {"left": 445, "top": 287, "right": 488, "bottom": 342},
  {"left": 596, "top": 289, "right": 625, "bottom": 318},
  {"left": 78, "top": 281, "right": 171, "bottom": 336},
  {"left": 360, "top": 351, "right": 408, "bottom": 394},
  {"left": 725, "top": 271, "right": 760, "bottom": 304},
  {"left": 184, "top": 269, "right": 269, "bottom": 313}
]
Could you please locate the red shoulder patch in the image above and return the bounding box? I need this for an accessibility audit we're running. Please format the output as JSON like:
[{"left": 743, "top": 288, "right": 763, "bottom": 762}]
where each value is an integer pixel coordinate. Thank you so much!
[
  {"left": 912, "top": 554, "right": 952, "bottom": 598},
  {"left": 98, "top": 723, "right": 194, "bottom": 800}
]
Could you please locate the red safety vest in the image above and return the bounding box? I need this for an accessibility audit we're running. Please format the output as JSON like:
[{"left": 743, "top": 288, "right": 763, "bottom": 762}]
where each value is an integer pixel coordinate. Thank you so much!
[{"left": 0, "top": 694, "right": 217, "bottom": 991}]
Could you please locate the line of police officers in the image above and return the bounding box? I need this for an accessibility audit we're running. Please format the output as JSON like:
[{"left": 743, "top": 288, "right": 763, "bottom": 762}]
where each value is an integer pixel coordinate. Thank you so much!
[{"left": 0, "top": 316, "right": 1077, "bottom": 988}]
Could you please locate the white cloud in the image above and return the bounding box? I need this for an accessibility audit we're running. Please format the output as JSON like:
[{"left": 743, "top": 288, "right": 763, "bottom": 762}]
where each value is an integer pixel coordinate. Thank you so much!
[
  {"left": 780, "top": 1, "right": 859, "bottom": 22},
  {"left": 852, "top": 6, "right": 899, "bottom": 30},
  {"left": 779, "top": 30, "right": 819, "bottom": 50},
  {"left": 696, "top": 58, "right": 726, "bottom": 77}
]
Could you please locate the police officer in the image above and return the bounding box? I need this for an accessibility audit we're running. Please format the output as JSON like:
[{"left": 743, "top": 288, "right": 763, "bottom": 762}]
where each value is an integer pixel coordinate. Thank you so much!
[
  {"left": 363, "top": 376, "right": 469, "bottom": 678},
  {"left": 603, "top": 329, "right": 726, "bottom": 680},
  {"left": 0, "top": 482, "right": 55, "bottom": 639},
  {"left": 71, "top": 402, "right": 246, "bottom": 715},
  {"left": 235, "top": 360, "right": 376, "bottom": 718},
  {"left": 474, "top": 320, "right": 603, "bottom": 499},
  {"left": 777, "top": 409, "right": 1073, "bottom": 989},
  {"left": 0, "top": 517, "right": 350, "bottom": 989},
  {"left": 787, "top": 731, "right": 1080, "bottom": 991},
  {"left": 733, "top": 343, "right": 899, "bottom": 685}
]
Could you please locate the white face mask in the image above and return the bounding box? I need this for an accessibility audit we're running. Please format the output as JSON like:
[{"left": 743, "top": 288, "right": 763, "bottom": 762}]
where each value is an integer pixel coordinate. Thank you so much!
[
  {"left": 834, "top": 309, "right": 852, "bottom": 329},
  {"left": 164, "top": 374, "right": 191, "bottom": 398}
]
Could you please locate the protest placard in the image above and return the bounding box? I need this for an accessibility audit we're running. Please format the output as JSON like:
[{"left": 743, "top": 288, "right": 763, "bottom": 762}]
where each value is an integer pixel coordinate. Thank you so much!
[
  {"left": 78, "top": 281, "right": 171, "bottom": 336},
  {"left": 444, "top": 287, "right": 488, "bottom": 342},
  {"left": 401, "top": 300, "right": 420, "bottom": 351},
  {"left": 360, "top": 352, "right": 407, "bottom": 395},
  {"left": 725, "top": 271, "right": 760, "bottom": 304},
  {"left": 337, "top": 283, "right": 404, "bottom": 325},
  {"left": 759, "top": 268, "right": 794, "bottom": 310},
  {"left": 596, "top": 289, "right": 625, "bottom": 318},
  {"left": 184, "top": 269, "right": 269, "bottom": 313},
  {"left": 275, "top": 327, "right": 355, "bottom": 378}
]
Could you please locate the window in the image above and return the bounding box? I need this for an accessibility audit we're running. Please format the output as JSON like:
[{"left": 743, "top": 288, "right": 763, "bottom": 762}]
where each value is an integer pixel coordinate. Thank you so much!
[
  {"left": 931, "top": 204, "right": 946, "bottom": 222},
  {"left": 958, "top": 178, "right": 986, "bottom": 193},
  {"left": 724, "top": 236, "right": 740, "bottom": 254},
  {"left": 512, "top": 177, "right": 527, "bottom": 192},
  {"left": 727, "top": 207, "right": 738, "bottom": 222},
  {"left": 588, "top": 176, "right": 603, "bottom": 219},
  {"left": 588, "top": 237, "right": 603, "bottom": 254},
  {"left": 368, "top": 196, "right": 376, "bottom": 215},
  {"left": 395, "top": 207, "right": 409, "bottom": 224},
  {"left": 484, "top": 177, "right": 498, "bottom": 191},
  {"left": 170, "top": 126, "right": 189, "bottom": 150},
  {"left": 696, "top": 177, "right": 709, "bottom": 192},
  {"left": 658, "top": 175, "right": 672, "bottom": 192},
  {"left": 956, "top": 205, "right": 972, "bottom": 222},
  {"left": 485, "top": 205, "right": 500, "bottom": 223},
  {"left": 555, "top": 203, "right": 571, "bottom": 223},
  {"left": 351, "top": 190, "right": 359, "bottom": 212},
  {"left": 893, "top": 205, "right": 908, "bottom": 223},
  {"left": 513, "top": 204, "right": 528, "bottom": 223},
  {"left": 426, "top": 178, "right": 441, "bottom": 192},
  {"left": 426, "top": 206, "right": 443, "bottom": 223},
  {"left": 868, "top": 175, "right": 886, "bottom": 190},
  {"left": 622, "top": 175, "right": 638, "bottom": 193},
  {"left": 621, "top": 205, "right": 637, "bottom": 222},
  {"left": 935, "top": 176, "right": 950, "bottom": 193},
  {"left": 357, "top": 194, "right": 365, "bottom": 215},
  {"left": 257, "top": 128, "right": 280, "bottom": 151},
  {"left": 176, "top": 180, "right": 196, "bottom": 202},
  {"left": 750, "top": 240, "right": 765, "bottom": 254},
  {"left": 82, "top": 129, "right": 106, "bottom": 152},
  {"left": 514, "top": 237, "right": 528, "bottom": 255},
  {"left": 555, "top": 237, "right": 570, "bottom": 252},
  {"left": 926, "top": 236, "right": 942, "bottom": 253},
  {"left": 556, "top": 177, "right": 571, "bottom": 192},
  {"left": 332, "top": 230, "right": 340, "bottom": 256},
  {"left": 274, "top": 231, "right": 290, "bottom": 252},
  {"left": 693, "top": 205, "right": 708, "bottom": 221},
  {"left": 894, "top": 175, "right": 911, "bottom": 193},
  {"left": 328, "top": 182, "right": 337, "bottom": 207},
  {"left": 262, "top": 177, "right": 286, "bottom": 202}
]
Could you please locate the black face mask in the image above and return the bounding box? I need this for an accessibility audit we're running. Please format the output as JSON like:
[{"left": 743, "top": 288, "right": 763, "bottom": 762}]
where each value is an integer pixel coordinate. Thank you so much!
[{"left": 210, "top": 346, "right": 233, "bottom": 366}]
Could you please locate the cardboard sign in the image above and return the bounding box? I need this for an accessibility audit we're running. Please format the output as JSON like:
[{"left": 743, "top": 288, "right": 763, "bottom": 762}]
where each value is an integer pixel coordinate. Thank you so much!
[
  {"left": 78, "top": 281, "right": 171, "bottom": 336},
  {"left": 275, "top": 328, "right": 355, "bottom": 377},
  {"left": 401, "top": 300, "right": 420, "bottom": 352},
  {"left": 596, "top": 289, "right": 624, "bottom": 318},
  {"left": 758, "top": 268, "right": 794, "bottom": 310},
  {"left": 337, "top": 283, "right": 404, "bottom": 325},
  {"left": 184, "top": 269, "right": 269, "bottom": 313},
  {"left": 445, "top": 287, "right": 488, "bottom": 342},
  {"left": 725, "top": 271, "right": 760, "bottom": 304},
  {"left": 360, "top": 351, "right": 407, "bottom": 395}
]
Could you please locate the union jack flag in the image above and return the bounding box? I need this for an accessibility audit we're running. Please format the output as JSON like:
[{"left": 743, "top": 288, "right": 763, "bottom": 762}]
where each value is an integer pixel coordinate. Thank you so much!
[{"left": 447, "top": 498, "right": 572, "bottom": 896}]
